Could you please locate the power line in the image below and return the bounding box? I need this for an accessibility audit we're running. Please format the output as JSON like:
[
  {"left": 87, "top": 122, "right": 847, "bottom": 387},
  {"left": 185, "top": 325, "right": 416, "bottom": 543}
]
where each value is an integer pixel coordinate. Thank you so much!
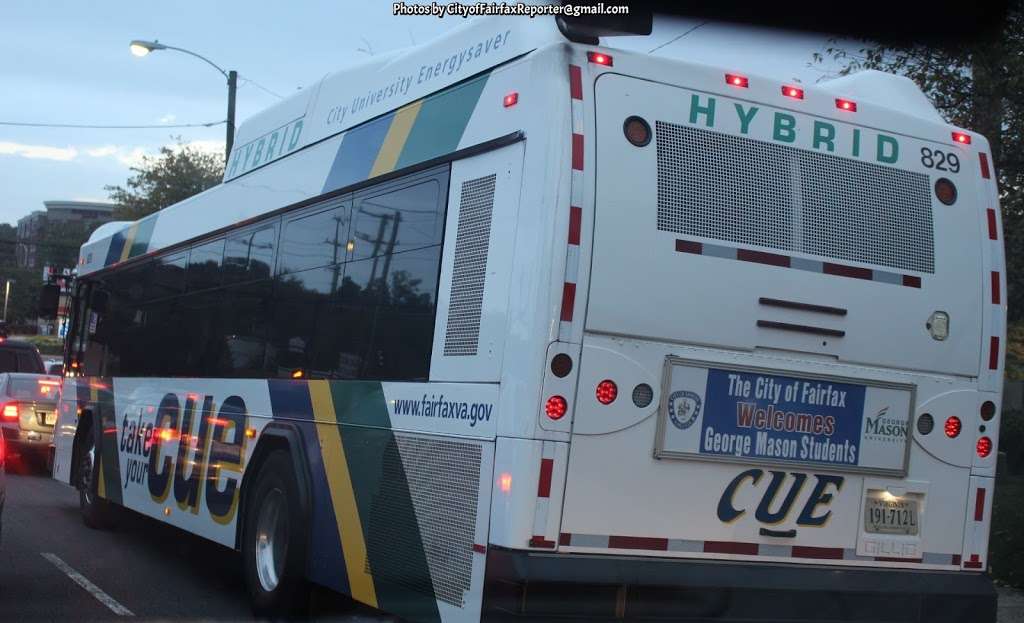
[
  {"left": 648, "top": 21, "right": 710, "bottom": 54},
  {"left": 0, "top": 120, "right": 225, "bottom": 129},
  {"left": 239, "top": 76, "right": 284, "bottom": 100}
]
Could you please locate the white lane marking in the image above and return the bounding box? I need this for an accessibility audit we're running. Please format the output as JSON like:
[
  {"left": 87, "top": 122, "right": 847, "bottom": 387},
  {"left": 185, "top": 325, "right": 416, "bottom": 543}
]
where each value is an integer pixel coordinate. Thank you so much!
[{"left": 41, "top": 552, "right": 134, "bottom": 616}]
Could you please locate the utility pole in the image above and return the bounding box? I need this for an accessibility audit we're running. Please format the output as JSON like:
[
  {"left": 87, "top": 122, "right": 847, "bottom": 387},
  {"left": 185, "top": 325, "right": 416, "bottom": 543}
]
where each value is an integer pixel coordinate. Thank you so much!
[{"left": 226, "top": 70, "right": 237, "bottom": 162}]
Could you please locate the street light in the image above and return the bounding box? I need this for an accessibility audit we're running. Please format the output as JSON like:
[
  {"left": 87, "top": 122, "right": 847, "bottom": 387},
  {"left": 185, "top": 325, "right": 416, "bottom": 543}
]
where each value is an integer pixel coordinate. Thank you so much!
[
  {"left": 3, "top": 279, "right": 12, "bottom": 323},
  {"left": 128, "top": 39, "right": 237, "bottom": 161}
]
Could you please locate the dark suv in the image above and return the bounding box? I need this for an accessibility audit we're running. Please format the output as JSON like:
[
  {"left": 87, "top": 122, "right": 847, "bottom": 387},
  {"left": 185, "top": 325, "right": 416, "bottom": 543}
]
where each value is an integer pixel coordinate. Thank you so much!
[{"left": 0, "top": 340, "right": 45, "bottom": 375}]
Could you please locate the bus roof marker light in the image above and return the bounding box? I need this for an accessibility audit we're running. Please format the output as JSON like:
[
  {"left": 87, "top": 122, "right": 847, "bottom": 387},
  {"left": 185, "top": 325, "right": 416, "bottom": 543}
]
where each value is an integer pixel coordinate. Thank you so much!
[
  {"left": 503, "top": 91, "right": 518, "bottom": 108},
  {"left": 952, "top": 131, "right": 971, "bottom": 145},
  {"left": 835, "top": 98, "right": 857, "bottom": 112},
  {"left": 587, "top": 51, "right": 612, "bottom": 66},
  {"left": 725, "top": 73, "right": 749, "bottom": 88},
  {"left": 782, "top": 85, "right": 804, "bottom": 99}
]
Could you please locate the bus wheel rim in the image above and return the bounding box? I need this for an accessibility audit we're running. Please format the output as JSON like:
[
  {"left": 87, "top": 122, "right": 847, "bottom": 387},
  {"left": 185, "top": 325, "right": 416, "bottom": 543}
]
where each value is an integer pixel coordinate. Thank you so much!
[{"left": 255, "top": 488, "right": 287, "bottom": 592}]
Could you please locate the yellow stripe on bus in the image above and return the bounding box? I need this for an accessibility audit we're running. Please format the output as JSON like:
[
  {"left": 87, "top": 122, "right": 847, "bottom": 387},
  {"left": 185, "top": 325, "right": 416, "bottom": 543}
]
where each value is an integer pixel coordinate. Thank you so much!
[
  {"left": 119, "top": 224, "right": 138, "bottom": 262},
  {"left": 309, "top": 380, "right": 378, "bottom": 608},
  {"left": 369, "top": 100, "right": 423, "bottom": 178}
]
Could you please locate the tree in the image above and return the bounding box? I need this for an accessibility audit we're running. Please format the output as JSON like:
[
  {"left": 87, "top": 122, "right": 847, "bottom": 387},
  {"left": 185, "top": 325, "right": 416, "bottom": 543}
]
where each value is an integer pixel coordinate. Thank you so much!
[
  {"left": 815, "top": 4, "right": 1023, "bottom": 318},
  {"left": 106, "top": 139, "right": 224, "bottom": 221}
]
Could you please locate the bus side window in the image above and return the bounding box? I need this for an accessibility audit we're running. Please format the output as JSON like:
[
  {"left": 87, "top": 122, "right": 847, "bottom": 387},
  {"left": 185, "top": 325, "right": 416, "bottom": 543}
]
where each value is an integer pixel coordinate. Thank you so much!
[{"left": 279, "top": 205, "right": 349, "bottom": 275}]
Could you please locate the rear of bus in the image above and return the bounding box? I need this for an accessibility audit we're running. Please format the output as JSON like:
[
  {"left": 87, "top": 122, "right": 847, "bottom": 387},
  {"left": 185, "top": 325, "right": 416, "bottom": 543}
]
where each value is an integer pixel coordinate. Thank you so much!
[{"left": 501, "top": 49, "right": 1002, "bottom": 621}]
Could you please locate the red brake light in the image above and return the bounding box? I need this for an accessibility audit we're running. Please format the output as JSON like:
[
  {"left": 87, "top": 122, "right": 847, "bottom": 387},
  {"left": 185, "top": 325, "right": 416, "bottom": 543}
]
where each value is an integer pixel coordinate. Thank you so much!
[
  {"left": 503, "top": 92, "right": 518, "bottom": 108},
  {"left": 836, "top": 98, "right": 857, "bottom": 112},
  {"left": 545, "top": 395, "right": 568, "bottom": 420},
  {"left": 976, "top": 436, "right": 993, "bottom": 458},
  {"left": 944, "top": 416, "right": 962, "bottom": 438},
  {"left": 596, "top": 380, "right": 618, "bottom": 405},
  {"left": 952, "top": 131, "right": 971, "bottom": 145},
  {"left": 587, "top": 52, "right": 612, "bottom": 66},
  {"left": 725, "top": 73, "right": 748, "bottom": 88},
  {"left": 782, "top": 85, "right": 804, "bottom": 99},
  {"left": 2, "top": 403, "right": 18, "bottom": 420}
]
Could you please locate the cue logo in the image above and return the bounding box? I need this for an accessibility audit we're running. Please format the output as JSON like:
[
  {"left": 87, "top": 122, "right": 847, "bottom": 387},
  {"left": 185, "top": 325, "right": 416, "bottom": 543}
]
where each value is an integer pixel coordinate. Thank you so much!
[
  {"left": 668, "top": 390, "right": 701, "bottom": 430},
  {"left": 144, "top": 392, "right": 249, "bottom": 524}
]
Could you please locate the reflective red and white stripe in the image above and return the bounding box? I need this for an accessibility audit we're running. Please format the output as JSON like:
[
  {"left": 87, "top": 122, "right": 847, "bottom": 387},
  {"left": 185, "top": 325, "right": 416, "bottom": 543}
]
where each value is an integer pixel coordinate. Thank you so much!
[
  {"left": 558, "top": 532, "right": 960, "bottom": 566},
  {"left": 979, "top": 151, "right": 1004, "bottom": 380},
  {"left": 675, "top": 238, "right": 922, "bottom": 288},
  {"left": 530, "top": 442, "right": 559, "bottom": 548},
  {"left": 559, "top": 63, "right": 585, "bottom": 338}
]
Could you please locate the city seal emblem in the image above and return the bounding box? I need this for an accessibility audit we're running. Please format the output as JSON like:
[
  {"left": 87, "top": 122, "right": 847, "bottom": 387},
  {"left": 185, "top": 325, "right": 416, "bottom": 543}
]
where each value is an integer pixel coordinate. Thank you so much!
[{"left": 668, "top": 390, "right": 701, "bottom": 430}]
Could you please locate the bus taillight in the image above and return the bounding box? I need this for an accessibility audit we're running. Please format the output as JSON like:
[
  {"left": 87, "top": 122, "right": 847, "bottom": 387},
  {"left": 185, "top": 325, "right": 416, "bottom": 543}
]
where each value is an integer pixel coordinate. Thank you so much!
[
  {"left": 596, "top": 380, "right": 618, "bottom": 405},
  {"left": 545, "top": 396, "right": 568, "bottom": 420},
  {"left": 976, "top": 436, "right": 993, "bottom": 458},
  {"left": 980, "top": 401, "right": 996, "bottom": 421},
  {"left": 944, "top": 416, "right": 962, "bottom": 438}
]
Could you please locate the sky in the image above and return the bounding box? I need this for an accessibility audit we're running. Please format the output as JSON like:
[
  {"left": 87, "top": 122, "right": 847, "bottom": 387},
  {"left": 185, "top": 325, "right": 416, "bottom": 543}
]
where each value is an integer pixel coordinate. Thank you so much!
[{"left": 0, "top": 1, "right": 844, "bottom": 226}]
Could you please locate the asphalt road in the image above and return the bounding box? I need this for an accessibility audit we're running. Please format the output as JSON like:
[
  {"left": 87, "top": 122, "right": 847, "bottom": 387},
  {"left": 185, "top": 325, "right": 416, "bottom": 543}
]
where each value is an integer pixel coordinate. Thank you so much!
[
  {"left": 0, "top": 456, "right": 395, "bottom": 622},
  {"left": 3, "top": 454, "right": 1023, "bottom": 622}
]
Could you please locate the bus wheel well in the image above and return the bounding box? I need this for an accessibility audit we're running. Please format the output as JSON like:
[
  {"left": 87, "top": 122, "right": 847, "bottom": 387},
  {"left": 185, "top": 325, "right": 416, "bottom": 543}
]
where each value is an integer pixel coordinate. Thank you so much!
[
  {"left": 235, "top": 423, "right": 312, "bottom": 552},
  {"left": 69, "top": 409, "right": 95, "bottom": 488}
]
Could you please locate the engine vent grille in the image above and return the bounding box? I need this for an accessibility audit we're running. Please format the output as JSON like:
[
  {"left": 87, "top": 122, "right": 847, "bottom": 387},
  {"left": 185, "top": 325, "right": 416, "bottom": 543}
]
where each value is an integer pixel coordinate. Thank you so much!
[
  {"left": 365, "top": 434, "right": 482, "bottom": 608},
  {"left": 655, "top": 121, "right": 935, "bottom": 273},
  {"left": 444, "top": 174, "right": 496, "bottom": 356}
]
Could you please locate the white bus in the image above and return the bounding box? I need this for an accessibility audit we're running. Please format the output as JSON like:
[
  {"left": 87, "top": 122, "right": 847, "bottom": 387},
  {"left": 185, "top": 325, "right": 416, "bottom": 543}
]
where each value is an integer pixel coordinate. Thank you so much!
[{"left": 53, "top": 14, "right": 1003, "bottom": 622}]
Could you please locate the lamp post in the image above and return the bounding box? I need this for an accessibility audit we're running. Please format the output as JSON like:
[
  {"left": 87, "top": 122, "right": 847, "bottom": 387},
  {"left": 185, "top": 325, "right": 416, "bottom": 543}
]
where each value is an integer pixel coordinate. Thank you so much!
[{"left": 129, "top": 39, "right": 237, "bottom": 161}]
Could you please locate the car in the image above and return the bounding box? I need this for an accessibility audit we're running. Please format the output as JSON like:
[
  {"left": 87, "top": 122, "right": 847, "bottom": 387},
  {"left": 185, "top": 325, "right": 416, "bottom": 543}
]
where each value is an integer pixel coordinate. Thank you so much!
[
  {"left": 0, "top": 373, "right": 61, "bottom": 471},
  {"left": 0, "top": 340, "right": 46, "bottom": 375},
  {"left": 46, "top": 362, "right": 63, "bottom": 376}
]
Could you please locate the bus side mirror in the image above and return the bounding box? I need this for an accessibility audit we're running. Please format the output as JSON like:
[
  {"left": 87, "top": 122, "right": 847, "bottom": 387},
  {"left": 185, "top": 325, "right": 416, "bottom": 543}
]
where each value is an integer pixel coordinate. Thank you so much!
[{"left": 38, "top": 284, "right": 61, "bottom": 318}]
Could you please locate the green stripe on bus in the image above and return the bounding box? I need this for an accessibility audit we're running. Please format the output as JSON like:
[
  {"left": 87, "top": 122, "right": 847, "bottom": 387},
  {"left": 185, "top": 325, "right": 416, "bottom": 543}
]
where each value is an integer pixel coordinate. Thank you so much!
[
  {"left": 394, "top": 73, "right": 489, "bottom": 170},
  {"left": 325, "top": 381, "right": 442, "bottom": 623}
]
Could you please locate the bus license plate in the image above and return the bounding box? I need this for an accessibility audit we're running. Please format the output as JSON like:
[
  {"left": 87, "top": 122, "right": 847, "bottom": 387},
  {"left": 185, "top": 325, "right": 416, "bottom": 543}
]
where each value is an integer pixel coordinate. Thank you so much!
[{"left": 864, "top": 494, "right": 919, "bottom": 535}]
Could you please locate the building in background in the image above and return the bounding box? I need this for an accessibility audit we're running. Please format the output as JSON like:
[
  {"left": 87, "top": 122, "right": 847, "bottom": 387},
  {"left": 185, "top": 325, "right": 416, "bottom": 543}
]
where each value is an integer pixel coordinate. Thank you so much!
[{"left": 16, "top": 200, "right": 114, "bottom": 268}]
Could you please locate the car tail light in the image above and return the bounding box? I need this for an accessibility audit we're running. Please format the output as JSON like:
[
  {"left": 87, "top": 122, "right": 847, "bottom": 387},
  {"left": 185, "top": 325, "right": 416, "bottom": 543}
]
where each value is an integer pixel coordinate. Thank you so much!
[
  {"left": 545, "top": 396, "right": 567, "bottom": 420},
  {"left": 2, "top": 403, "right": 18, "bottom": 420},
  {"left": 0, "top": 431, "right": 4, "bottom": 467},
  {"left": 587, "top": 51, "right": 612, "bottom": 66},
  {"left": 596, "top": 380, "right": 618, "bottom": 404},
  {"left": 944, "top": 415, "right": 962, "bottom": 438},
  {"left": 976, "top": 436, "right": 993, "bottom": 458}
]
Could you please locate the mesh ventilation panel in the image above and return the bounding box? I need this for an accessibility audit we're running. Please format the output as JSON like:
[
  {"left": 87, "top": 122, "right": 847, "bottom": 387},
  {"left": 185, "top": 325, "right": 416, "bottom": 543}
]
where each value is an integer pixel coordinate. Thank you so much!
[
  {"left": 365, "top": 434, "right": 482, "bottom": 608},
  {"left": 655, "top": 121, "right": 934, "bottom": 273},
  {"left": 444, "top": 174, "right": 496, "bottom": 356}
]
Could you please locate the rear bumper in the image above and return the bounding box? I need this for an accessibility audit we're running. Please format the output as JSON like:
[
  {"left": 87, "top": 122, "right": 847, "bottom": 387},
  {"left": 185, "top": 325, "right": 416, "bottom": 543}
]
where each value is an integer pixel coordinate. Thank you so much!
[
  {"left": 483, "top": 547, "right": 996, "bottom": 622},
  {"left": 1, "top": 425, "right": 53, "bottom": 450}
]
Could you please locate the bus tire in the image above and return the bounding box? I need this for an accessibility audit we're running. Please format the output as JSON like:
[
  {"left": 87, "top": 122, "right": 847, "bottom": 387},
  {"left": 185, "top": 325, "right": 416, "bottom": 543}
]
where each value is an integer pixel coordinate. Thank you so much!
[
  {"left": 242, "top": 449, "right": 310, "bottom": 617},
  {"left": 75, "top": 420, "right": 116, "bottom": 530}
]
